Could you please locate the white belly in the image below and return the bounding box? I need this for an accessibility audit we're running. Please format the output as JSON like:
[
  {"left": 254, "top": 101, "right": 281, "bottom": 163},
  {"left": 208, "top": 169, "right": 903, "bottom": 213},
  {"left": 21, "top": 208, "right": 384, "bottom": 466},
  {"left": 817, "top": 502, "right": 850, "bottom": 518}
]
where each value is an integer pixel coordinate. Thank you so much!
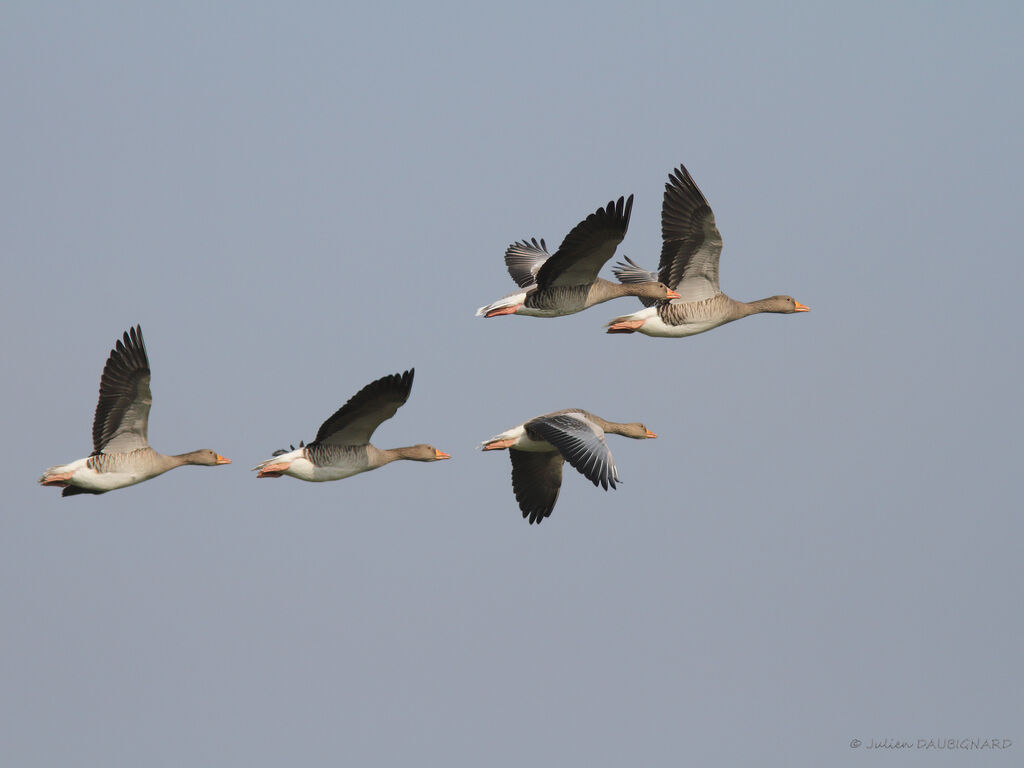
[
  {"left": 283, "top": 456, "right": 368, "bottom": 482},
  {"left": 638, "top": 314, "right": 729, "bottom": 338},
  {"left": 54, "top": 458, "right": 152, "bottom": 491}
]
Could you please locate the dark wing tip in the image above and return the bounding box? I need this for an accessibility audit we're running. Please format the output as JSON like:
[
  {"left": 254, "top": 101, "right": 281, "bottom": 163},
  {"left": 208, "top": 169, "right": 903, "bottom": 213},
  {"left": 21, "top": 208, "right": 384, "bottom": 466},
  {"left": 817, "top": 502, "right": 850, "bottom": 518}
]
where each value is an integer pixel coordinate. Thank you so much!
[
  {"left": 510, "top": 237, "right": 547, "bottom": 252},
  {"left": 522, "top": 502, "right": 554, "bottom": 524},
  {"left": 665, "top": 163, "right": 710, "bottom": 207},
  {"left": 109, "top": 324, "right": 150, "bottom": 373},
  {"left": 377, "top": 367, "right": 415, "bottom": 403},
  {"left": 605, "top": 195, "right": 633, "bottom": 227},
  {"left": 506, "top": 237, "right": 549, "bottom": 254},
  {"left": 578, "top": 194, "right": 632, "bottom": 240},
  {"left": 384, "top": 368, "right": 416, "bottom": 395},
  {"left": 669, "top": 164, "right": 692, "bottom": 187},
  {"left": 588, "top": 473, "right": 616, "bottom": 491},
  {"left": 125, "top": 323, "right": 146, "bottom": 351}
]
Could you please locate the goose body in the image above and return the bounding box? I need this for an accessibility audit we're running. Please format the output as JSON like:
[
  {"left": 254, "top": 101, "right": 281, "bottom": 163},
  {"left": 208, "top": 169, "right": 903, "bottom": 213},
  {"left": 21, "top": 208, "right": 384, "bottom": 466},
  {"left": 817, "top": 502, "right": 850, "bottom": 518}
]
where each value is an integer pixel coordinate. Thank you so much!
[
  {"left": 476, "top": 196, "right": 679, "bottom": 318},
  {"left": 251, "top": 446, "right": 361, "bottom": 482},
  {"left": 38, "top": 326, "right": 231, "bottom": 497},
  {"left": 607, "top": 291, "right": 801, "bottom": 338},
  {"left": 253, "top": 369, "right": 450, "bottom": 482},
  {"left": 606, "top": 164, "right": 809, "bottom": 337},
  {"left": 478, "top": 280, "right": 661, "bottom": 319},
  {"left": 481, "top": 409, "right": 657, "bottom": 524}
]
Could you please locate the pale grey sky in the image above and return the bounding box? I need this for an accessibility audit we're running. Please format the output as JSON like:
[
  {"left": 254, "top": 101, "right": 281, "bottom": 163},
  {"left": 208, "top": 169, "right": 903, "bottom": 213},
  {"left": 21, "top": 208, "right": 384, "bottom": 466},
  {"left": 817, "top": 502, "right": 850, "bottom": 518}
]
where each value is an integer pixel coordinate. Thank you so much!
[{"left": 2, "top": 1, "right": 1021, "bottom": 765}]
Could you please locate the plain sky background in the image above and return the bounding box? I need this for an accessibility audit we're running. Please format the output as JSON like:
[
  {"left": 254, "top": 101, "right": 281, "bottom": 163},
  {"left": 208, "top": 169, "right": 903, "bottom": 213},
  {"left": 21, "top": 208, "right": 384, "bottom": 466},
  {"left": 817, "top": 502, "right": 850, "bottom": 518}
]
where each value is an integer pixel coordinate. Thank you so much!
[{"left": 2, "top": 1, "right": 1021, "bottom": 765}]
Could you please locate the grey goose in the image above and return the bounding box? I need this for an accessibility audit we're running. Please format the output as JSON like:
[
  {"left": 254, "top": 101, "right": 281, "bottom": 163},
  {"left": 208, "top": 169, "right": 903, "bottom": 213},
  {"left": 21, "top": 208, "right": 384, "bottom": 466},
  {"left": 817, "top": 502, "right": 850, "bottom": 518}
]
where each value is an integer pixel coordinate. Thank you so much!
[
  {"left": 253, "top": 369, "right": 449, "bottom": 481},
  {"left": 606, "top": 164, "right": 808, "bottom": 336},
  {"left": 476, "top": 195, "right": 679, "bottom": 318},
  {"left": 39, "top": 325, "right": 231, "bottom": 496},
  {"left": 481, "top": 409, "right": 656, "bottom": 524}
]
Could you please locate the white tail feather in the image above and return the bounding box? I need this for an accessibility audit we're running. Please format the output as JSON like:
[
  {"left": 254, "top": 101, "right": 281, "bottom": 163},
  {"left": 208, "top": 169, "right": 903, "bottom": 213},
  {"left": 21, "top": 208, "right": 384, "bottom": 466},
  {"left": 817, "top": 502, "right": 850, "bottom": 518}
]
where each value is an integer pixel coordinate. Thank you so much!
[{"left": 475, "top": 292, "right": 525, "bottom": 317}]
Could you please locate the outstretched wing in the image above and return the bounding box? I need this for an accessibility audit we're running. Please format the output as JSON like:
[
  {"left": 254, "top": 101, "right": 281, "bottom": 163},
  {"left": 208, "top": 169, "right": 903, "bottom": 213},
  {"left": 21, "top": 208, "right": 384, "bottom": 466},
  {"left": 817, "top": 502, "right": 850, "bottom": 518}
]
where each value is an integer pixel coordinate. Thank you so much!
[
  {"left": 659, "top": 165, "right": 723, "bottom": 302},
  {"left": 536, "top": 195, "right": 633, "bottom": 289},
  {"left": 315, "top": 369, "right": 414, "bottom": 447},
  {"left": 510, "top": 450, "right": 564, "bottom": 525},
  {"left": 92, "top": 325, "right": 152, "bottom": 454},
  {"left": 504, "top": 238, "right": 549, "bottom": 288},
  {"left": 525, "top": 411, "right": 620, "bottom": 490}
]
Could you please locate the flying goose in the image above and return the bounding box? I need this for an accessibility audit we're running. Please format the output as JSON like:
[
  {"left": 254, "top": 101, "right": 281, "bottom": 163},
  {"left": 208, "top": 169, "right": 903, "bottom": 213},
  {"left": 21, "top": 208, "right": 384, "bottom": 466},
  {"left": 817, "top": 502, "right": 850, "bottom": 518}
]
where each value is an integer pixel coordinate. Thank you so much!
[
  {"left": 481, "top": 409, "right": 656, "bottom": 524},
  {"left": 39, "top": 325, "right": 231, "bottom": 496},
  {"left": 253, "top": 369, "right": 450, "bottom": 481},
  {"left": 606, "top": 164, "right": 809, "bottom": 336},
  {"left": 476, "top": 195, "right": 679, "bottom": 318}
]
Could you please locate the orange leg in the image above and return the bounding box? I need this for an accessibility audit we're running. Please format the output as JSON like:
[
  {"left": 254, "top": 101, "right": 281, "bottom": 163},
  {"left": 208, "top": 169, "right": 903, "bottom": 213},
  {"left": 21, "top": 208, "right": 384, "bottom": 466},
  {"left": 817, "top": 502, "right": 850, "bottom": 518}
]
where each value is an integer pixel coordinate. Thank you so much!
[
  {"left": 606, "top": 319, "right": 645, "bottom": 334},
  {"left": 256, "top": 462, "right": 290, "bottom": 478},
  {"left": 485, "top": 304, "right": 521, "bottom": 318},
  {"left": 41, "top": 472, "right": 74, "bottom": 487},
  {"left": 482, "top": 439, "right": 515, "bottom": 451}
]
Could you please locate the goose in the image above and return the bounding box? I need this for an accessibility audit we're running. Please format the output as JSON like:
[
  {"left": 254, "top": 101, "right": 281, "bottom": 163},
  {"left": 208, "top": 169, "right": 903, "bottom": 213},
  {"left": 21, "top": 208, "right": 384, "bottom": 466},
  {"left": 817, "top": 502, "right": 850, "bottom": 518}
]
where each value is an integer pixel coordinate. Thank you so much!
[
  {"left": 38, "top": 325, "right": 231, "bottom": 496},
  {"left": 605, "top": 164, "right": 809, "bottom": 336},
  {"left": 481, "top": 409, "right": 656, "bottom": 524},
  {"left": 476, "top": 195, "right": 679, "bottom": 318},
  {"left": 253, "top": 369, "right": 449, "bottom": 481}
]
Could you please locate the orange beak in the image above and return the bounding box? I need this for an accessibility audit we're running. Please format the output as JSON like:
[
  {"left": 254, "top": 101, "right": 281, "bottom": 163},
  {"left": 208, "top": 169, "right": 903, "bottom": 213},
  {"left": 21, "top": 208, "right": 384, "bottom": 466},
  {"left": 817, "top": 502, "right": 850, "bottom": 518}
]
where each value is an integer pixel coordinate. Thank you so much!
[
  {"left": 794, "top": 301, "right": 810, "bottom": 312},
  {"left": 666, "top": 289, "right": 681, "bottom": 300},
  {"left": 645, "top": 430, "right": 658, "bottom": 439},
  {"left": 216, "top": 454, "right": 232, "bottom": 464},
  {"left": 435, "top": 449, "right": 451, "bottom": 460}
]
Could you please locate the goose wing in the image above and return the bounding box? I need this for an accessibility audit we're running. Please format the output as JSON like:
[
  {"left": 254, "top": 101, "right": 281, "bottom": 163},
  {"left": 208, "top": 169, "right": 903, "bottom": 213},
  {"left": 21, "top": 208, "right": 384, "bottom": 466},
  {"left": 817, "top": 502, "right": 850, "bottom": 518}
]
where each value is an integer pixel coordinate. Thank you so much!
[
  {"left": 509, "top": 450, "right": 564, "bottom": 524},
  {"left": 504, "top": 238, "right": 549, "bottom": 288},
  {"left": 525, "top": 411, "right": 619, "bottom": 490},
  {"left": 92, "top": 325, "right": 152, "bottom": 455},
  {"left": 659, "top": 165, "right": 723, "bottom": 303},
  {"left": 535, "top": 196, "right": 633, "bottom": 289},
  {"left": 315, "top": 369, "right": 414, "bottom": 447}
]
